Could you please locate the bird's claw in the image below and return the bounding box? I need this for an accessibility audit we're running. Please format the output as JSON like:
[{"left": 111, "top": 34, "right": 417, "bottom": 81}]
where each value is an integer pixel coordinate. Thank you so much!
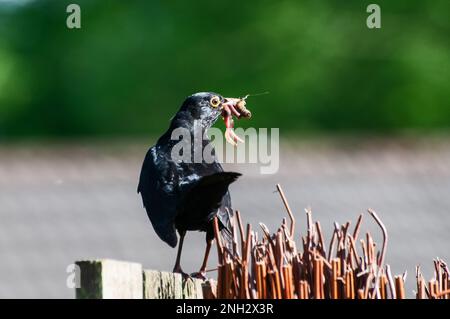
[
  {"left": 173, "top": 266, "right": 189, "bottom": 278},
  {"left": 190, "top": 271, "right": 208, "bottom": 281}
]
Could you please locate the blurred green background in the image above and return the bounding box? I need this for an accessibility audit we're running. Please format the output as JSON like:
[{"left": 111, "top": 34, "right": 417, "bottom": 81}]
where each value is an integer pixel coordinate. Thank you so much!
[{"left": 0, "top": 0, "right": 449, "bottom": 140}]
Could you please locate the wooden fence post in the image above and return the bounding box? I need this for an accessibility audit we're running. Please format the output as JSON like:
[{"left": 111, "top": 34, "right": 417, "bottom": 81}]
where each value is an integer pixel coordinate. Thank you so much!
[
  {"left": 143, "top": 270, "right": 184, "bottom": 299},
  {"left": 75, "top": 259, "right": 216, "bottom": 299},
  {"left": 142, "top": 270, "right": 206, "bottom": 299},
  {"left": 75, "top": 259, "right": 143, "bottom": 299}
]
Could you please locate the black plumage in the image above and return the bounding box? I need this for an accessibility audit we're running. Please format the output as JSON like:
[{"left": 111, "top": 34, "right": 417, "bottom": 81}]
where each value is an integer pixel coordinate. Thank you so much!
[{"left": 138, "top": 92, "right": 241, "bottom": 276}]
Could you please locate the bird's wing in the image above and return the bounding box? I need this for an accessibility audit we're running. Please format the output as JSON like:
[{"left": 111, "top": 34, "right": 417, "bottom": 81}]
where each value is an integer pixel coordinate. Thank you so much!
[{"left": 138, "top": 146, "right": 179, "bottom": 248}]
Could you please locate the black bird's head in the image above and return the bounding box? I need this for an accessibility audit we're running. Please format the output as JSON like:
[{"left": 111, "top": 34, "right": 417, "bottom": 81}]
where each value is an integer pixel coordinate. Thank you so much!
[
  {"left": 179, "top": 92, "right": 224, "bottom": 128},
  {"left": 176, "top": 92, "right": 252, "bottom": 145}
]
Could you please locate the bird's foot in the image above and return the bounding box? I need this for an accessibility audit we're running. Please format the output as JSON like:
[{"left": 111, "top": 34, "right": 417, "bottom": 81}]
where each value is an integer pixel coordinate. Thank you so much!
[
  {"left": 190, "top": 271, "right": 207, "bottom": 281},
  {"left": 173, "top": 266, "right": 189, "bottom": 278}
]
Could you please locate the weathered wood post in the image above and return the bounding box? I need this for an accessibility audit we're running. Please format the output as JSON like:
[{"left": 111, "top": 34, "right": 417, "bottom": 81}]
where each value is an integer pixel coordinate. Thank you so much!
[
  {"left": 75, "top": 259, "right": 216, "bottom": 299},
  {"left": 75, "top": 259, "right": 143, "bottom": 299},
  {"left": 143, "top": 270, "right": 183, "bottom": 299}
]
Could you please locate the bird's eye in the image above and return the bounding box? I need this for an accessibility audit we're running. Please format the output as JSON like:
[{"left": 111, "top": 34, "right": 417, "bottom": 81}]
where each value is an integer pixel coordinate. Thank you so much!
[{"left": 209, "top": 96, "right": 221, "bottom": 108}]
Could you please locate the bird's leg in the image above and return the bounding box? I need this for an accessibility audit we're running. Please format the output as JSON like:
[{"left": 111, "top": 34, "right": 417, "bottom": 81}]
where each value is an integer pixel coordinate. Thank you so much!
[
  {"left": 199, "top": 239, "right": 213, "bottom": 273},
  {"left": 191, "top": 238, "right": 213, "bottom": 280},
  {"left": 173, "top": 231, "right": 188, "bottom": 277}
]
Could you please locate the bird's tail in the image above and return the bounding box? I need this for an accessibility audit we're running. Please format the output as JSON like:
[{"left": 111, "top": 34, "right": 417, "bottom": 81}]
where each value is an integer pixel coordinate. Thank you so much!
[{"left": 195, "top": 172, "right": 239, "bottom": 246}]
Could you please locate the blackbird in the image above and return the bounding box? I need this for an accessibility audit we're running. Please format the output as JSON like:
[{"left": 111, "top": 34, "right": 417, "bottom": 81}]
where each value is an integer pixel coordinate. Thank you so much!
[{"left": 138, "top": 92, "right": 248, "bottom": 277}]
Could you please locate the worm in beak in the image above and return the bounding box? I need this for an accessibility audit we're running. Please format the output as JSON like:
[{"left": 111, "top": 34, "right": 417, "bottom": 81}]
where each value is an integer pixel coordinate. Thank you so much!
[{"left": 221, "top": 97, "right": 251, "bottom": 146}]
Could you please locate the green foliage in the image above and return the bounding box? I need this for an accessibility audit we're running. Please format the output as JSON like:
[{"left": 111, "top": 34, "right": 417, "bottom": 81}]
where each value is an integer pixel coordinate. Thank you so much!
[{"left": 0, "top": 0, "right": 449, "bottom": 139}]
